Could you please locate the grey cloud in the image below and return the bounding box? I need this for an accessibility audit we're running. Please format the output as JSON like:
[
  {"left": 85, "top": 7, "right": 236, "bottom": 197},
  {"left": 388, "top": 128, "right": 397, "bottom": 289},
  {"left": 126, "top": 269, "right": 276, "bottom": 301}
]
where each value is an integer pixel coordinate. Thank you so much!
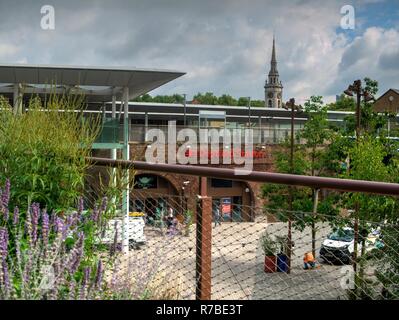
[
  {"left": 0, "top": 0, "right": 397, "bottom": 102},
  {"left": 379, "top": 50, "right": 399, "bottom": 70}
]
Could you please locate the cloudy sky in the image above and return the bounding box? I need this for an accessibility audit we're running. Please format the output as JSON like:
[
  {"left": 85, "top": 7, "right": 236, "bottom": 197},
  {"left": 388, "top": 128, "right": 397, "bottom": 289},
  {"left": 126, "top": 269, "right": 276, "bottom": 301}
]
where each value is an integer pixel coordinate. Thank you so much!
[{"left": 0, "top": 0, "right": 398, "bottom": 103}]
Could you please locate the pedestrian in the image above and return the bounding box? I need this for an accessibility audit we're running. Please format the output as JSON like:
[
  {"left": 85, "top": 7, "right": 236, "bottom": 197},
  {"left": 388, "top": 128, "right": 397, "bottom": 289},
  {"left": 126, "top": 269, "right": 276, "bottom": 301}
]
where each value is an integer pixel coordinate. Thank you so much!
[
  {"left": 214, "top": 207, "right": 222, "bottom": 227},
  {"left": 303, "top": 251, "right": 316, "bottom": 270}
]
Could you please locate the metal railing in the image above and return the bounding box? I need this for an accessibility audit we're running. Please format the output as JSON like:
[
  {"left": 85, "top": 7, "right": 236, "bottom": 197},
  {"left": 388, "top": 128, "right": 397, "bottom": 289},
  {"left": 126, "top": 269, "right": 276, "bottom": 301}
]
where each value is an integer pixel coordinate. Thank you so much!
[
  {"left": 129, "top": 124, "right": 302, "bottom": 144},
  {"left": 86, "top": 157, "right": 399, "bottom": 301},
  {"left": 94, "top": 122, "right": 303, "bottom": 145}
]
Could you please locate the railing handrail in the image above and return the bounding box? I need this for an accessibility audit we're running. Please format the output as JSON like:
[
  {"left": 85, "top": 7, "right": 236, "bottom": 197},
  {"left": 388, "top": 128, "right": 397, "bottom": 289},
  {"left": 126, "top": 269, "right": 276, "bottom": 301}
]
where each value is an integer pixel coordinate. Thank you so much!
[{"left": 87, "top": 157, "right": 399, "bottom": 196}]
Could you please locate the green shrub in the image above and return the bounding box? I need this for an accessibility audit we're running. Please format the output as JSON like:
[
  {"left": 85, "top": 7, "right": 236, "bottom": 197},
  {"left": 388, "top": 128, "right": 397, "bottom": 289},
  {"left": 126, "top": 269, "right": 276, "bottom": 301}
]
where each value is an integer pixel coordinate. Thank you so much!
[{"left": 0, "top": 94, "right": 100, "bottom": 212}]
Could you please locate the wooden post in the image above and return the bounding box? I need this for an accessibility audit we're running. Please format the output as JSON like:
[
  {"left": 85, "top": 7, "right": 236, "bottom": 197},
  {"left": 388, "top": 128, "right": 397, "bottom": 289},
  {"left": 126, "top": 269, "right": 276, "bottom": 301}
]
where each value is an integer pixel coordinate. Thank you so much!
[{"left": 196, "top": 177, "right": 212, "bottom": 300}]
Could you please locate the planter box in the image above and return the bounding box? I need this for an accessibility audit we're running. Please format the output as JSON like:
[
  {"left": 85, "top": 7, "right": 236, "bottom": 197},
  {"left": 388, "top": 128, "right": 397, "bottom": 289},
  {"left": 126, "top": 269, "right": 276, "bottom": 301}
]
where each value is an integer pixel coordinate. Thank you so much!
[
  {"left": 264, "top": 255, "right": 277, "bottom": 273},
  {"left": 277, "top": 254, "right": 289, "bottom": 273}
]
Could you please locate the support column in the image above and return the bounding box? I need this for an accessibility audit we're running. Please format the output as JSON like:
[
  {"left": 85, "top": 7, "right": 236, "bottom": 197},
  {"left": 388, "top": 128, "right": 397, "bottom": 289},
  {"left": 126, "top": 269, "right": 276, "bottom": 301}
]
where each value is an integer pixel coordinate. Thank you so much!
[
  {"left": 111, "top": 95, "right": 117, "bottom": 206},
  {"left": 122, "top": 88, "right": 130, "bottom": 254},
  {"left": 145, "top": 112, "right": 149, "bottom": 141},
  {"left": 13, "top": 84, "right": 22, "bottom": 115},
  {"left": 196, "top": 177, "right": 212, "bottom": 300}
]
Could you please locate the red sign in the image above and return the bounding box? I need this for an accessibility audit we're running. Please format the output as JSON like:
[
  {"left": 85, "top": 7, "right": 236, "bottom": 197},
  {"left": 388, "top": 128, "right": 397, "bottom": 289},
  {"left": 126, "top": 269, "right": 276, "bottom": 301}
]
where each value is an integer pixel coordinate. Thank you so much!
[{"left": 185, "top": 149, "right": 266, "bottom": 160}]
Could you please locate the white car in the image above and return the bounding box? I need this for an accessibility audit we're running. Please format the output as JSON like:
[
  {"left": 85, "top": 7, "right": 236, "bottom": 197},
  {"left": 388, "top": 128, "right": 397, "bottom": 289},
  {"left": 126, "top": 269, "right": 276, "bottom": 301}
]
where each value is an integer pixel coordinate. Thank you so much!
[{"left": 319, "top": 227, "right": 382, "bottom": 264}]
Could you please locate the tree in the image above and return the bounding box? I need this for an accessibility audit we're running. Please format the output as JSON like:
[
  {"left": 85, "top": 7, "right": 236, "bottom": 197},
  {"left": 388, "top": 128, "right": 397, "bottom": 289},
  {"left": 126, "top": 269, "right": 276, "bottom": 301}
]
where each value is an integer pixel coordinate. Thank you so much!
[
  {"left": 217, "top": 94, "right": 238, "bottom": 106},
  {"left": 152, "top": 94, "right": 184, "bottom": 104},
  {"left": 133, "top": 93, "right": 152, "bottom": 102},
  {"left": 327, "top": 94, "right": 356, "bottom": 111},
  {"left": 192, "top": 92, "right": 219, "bottom": 105},
  {"left": 261, "top": 140, "right": 312, "bottom": 229},
  {"left": 343, "top": 136, "right": 397, "bottom": 299},
  {"left": 298, "top": 96, "right": 332, "bottom": 257},
  {"left": 237, "top": 97, "right": 250, "bottom": 106}
]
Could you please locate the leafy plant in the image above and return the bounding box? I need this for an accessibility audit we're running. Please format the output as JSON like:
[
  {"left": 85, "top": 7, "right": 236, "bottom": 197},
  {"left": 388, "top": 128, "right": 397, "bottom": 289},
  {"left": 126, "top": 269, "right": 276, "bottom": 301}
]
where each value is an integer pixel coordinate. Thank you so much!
[
  {"left": 183, "top": 210, "right": 194, "bottom": 236},
  {"left": 260, "top": 232, "right": 277, "bottom": 256},
  {"left": 0, "top": 93, "right": 100, "bottom": 212}
]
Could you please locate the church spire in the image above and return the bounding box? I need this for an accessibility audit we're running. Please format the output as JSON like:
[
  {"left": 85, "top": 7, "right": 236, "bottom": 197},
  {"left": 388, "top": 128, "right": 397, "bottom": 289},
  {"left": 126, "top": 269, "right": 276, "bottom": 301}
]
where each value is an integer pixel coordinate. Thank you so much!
[
  {"left": 264, "top": 35, "right": 283, "bottom": 108},
  {"left": 269, "top": 35, "right": 279, "bottom": 76}
]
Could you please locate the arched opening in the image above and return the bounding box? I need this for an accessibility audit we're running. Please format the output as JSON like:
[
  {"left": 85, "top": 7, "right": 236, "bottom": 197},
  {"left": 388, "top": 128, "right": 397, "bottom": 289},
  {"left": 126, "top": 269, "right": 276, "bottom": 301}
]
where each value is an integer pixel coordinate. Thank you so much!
[
  {"left": 131, "top": 174, "right": 180, "bottom": 221},
  {"left": 208, "top": 178, "right": 254, "bottom": 222},
  {"left": 268, "top": 99, "right": 272, "bottom": 108}
]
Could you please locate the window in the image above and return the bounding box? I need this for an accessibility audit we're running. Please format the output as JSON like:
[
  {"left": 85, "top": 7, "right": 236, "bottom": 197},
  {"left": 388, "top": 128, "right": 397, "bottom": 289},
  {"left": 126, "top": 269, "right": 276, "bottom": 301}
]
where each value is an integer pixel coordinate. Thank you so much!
[
  {"left": 268, "top": 100, "right": 272, "bottom": 108},
  {"left": 278, "top": 100, "right": 281, "bottom": 108},
  {"left": 211, "top": 179, "right": 233, "bottom": 188}
]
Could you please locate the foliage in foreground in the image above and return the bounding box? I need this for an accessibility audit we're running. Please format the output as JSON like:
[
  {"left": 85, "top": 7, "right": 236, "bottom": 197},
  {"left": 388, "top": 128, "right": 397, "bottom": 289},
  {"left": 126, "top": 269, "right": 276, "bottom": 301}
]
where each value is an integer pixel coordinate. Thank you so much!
[
  {"left": 0, "top": 180, "right": 184, "bottom": 300},
  {"left": 0, "top": 94, "right": 100, "bottom": 212}
]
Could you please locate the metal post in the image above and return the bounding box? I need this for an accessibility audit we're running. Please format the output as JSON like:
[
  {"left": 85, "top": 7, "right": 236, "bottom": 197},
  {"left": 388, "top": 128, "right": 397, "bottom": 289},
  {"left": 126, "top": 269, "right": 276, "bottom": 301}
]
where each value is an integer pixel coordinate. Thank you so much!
[
  {"left": 122, "top": 87, "right": 130, "bottom": 254},
  {"left": 247, "top": 97, "right": 251, "bottom": 128},
  {"left": 13, "top": 84, "right": 22, "bottom": 115},
  {"left": 287, "top": 100, "right": 295, "bottom": 274},
  {"left": 183, "top": 94, "right": 187, "bottom": 127},
  {"left": 196, "top": 177, "right": 212, "bottom": 300},
  {"left": 111, "top": 95, "right": 117, "bottom": 205},
  {"left": 353, "top": 84, "right": 361, "bottom": 275}
]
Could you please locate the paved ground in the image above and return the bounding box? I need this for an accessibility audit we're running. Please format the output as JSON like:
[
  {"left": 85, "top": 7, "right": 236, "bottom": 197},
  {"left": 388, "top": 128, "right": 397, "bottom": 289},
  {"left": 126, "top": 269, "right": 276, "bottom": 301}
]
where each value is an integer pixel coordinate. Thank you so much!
[{"left": 123, "top": 219, "right": 349, "bottom": 300}]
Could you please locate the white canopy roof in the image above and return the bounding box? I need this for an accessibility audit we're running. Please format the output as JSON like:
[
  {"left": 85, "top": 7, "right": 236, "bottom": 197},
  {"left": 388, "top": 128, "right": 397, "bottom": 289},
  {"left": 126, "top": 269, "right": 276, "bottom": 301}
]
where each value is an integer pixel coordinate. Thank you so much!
[{"left": 0, "top": 64, "right": 185, "bottom": 102}]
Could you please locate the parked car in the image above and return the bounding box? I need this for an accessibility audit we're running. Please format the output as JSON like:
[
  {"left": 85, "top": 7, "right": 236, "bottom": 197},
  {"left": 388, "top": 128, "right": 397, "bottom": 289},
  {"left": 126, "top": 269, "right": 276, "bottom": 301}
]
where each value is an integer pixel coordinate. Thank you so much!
[{"left": 319, "top": 227, "right": 383, "bottom": 264}]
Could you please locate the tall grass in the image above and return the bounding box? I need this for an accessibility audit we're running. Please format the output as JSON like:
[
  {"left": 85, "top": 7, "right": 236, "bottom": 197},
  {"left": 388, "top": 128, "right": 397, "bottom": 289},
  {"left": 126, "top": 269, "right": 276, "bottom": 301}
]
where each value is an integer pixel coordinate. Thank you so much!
[{"left": 0, "top": 93, "right": 100, "bottom": 212}]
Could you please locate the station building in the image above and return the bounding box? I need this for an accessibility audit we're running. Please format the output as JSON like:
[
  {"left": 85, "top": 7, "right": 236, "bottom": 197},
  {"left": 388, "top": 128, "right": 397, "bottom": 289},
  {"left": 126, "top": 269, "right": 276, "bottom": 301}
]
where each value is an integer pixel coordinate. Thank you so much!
[{"left": 0, "top": 41, "right": 355, "bottom": 222}]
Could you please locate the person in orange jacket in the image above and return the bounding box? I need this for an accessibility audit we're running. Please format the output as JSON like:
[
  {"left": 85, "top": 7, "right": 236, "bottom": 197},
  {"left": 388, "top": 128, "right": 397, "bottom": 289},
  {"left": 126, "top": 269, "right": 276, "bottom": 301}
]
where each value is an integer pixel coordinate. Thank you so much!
[{"left": 303, "top": 252, "right": 316, "bottom": 270}]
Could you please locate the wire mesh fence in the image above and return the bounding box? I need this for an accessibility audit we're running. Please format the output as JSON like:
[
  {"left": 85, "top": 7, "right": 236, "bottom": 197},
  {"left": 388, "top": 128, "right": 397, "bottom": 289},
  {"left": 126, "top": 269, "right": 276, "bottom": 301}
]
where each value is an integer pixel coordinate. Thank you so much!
[
  {"left": 2, "top": 182, "right": 398, "bottom": 300},
  {"left": 80, "top": 191, "right": 399, "bottom": 300}
]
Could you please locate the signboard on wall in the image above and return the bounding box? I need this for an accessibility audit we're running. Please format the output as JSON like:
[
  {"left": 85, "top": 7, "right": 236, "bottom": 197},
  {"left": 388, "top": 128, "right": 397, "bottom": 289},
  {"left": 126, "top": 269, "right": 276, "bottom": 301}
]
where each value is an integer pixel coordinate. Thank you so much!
[{"left": 222, "top": 197, "right": 232, "bottom": 219}]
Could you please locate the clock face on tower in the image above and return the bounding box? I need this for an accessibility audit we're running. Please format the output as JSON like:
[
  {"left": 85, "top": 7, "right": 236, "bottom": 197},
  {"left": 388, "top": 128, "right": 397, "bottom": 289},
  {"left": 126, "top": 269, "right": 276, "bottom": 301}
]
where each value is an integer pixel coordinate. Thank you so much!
[
  {"left": 268, "top": 92, "right": 273, "bottom": 99},
  {"left": 277, "top": 93, "right": 282, "bottom": 99}
]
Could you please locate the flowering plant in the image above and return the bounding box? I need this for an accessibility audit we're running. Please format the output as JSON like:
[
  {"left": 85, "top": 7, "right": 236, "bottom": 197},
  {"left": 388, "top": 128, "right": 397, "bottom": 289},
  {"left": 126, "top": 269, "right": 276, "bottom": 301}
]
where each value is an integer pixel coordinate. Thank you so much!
[{"left": 0, "top": 179, "right": 115, "bottom": 300}]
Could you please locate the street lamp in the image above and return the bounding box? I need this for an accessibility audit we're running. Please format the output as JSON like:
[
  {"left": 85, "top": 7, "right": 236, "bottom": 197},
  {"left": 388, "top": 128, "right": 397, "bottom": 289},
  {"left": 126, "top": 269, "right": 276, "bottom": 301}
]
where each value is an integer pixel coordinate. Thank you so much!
[
  {"left": 343, "top": 79, "right": 375, "bottom": 140},
  {"left": 388, "top": 96, "right": 395, "bottom": 137},
  {"left": 247, "top": 97, "right": 251, "bottom": 128},
  {"left": 282, "top": 98, "right": 302, "bottom": 274},
  {"left": 183, "top": 94, "right": 187, "bottom": 127},
  {"left": 343, "top": 79, "right": 375, "bottom": 277}
]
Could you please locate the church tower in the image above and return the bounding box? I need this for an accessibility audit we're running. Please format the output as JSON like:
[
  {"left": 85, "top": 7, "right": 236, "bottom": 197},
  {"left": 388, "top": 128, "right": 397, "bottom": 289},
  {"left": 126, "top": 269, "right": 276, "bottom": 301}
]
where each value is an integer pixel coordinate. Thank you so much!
[{"left": 264, "top": 36, "right": 283, "bottom": 108}]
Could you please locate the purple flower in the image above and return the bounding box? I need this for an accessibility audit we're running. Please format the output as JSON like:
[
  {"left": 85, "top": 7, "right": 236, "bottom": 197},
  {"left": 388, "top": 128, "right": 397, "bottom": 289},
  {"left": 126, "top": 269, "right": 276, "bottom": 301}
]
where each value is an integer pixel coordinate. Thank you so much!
[
  {"left": 13, "top": 206, "right": 19, "bottom": 226},
  {"left": 95, "top": 260, "right": 103, "bottom": 289},
  {"left": 69, "top": 280, "right": 76, "bottom": 300},
  {"left": 2, "top": 258, "right": 11, "bottom": 297},
  {"left": 1, "top": 179, "right": 10, "bottom": 208},
  {"left": 3, "top": 208, "right": 9, "bottom": 222},
  {"left": 77, "top": 197, "right": 84, "bottom": 219},
  {"left": 110, "top": 221, "right": 119, "bottom": 256},
  {"left": 55, "top": 217, "right": 64, "bottom": 235},
  {"left": 69, "top": 232, "right": 84, "bottom": 274},
  {"left": 31, "top": 203, "right": 40, "bottom": 244},
  {"left": 41, "top": 209, "right": 49, "bottom": 247},
  {"left": 100, "top": 197, "right": 107, "bottom": 213},
  {"left": 0, "top": 227, "right": 9, "bottom": 259},
  {"left": 80, "top": 266, "right": 91, "bottom": 299},
  {"left": 91, "top": 204, "right": 99, "bottom": 223}
]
